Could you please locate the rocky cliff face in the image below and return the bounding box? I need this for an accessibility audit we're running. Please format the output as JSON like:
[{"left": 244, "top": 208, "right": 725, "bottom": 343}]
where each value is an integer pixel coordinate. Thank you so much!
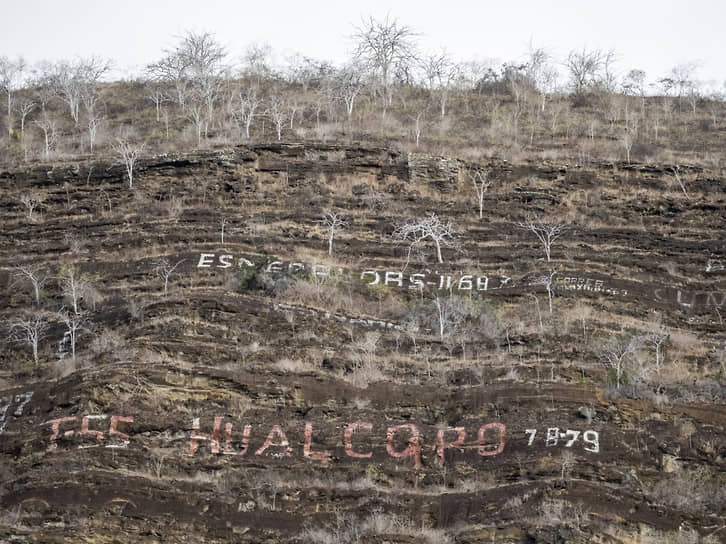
[{"left": 1, "top": 143, "right": 725, "bottom": 543}]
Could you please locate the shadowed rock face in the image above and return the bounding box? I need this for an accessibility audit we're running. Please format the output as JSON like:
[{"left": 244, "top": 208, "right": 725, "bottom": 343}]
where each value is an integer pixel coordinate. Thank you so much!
[{"left": 1, "top": 143, "right": 725, "bottom": 543}]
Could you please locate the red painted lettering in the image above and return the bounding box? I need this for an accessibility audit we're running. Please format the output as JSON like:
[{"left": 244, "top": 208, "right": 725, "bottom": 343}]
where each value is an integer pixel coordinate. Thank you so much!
[
  {"left": 478, "top": 423, "right": 506, "bottom": 457},
  {"left": 386, "top": 424, "right": 421, "bottom": 469},
  {"left": 108, "top": 415, "right": 134, "bottom": 448},
  {"left": 344, "top": 422, "right": 373, "bottom": 459},
  {"left": 303, "top": 422, "right": 331, "bottom": 462},
  {"left": 43, "top": 417, "right": 76, "bottom": 451},
  {"left": 255, "top": 424, "right": 293, "bottom": 457},
  {"left": 189, "top": 417, "right": 222, "bottom": 456},
  {"left": 223, "top": 422, "right": 251, "bottom": 456},
  {"left": 79, "top": 415, "right": 107, "bottom": 448},
  {"left": 436, "top": 426, "right": 466, "bottom": 466}
]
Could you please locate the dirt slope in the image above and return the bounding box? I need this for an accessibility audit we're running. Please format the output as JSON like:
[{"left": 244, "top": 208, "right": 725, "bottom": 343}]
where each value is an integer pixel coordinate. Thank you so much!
[{"left": 1, "top": 143, "right": 725, "bottom": 543}]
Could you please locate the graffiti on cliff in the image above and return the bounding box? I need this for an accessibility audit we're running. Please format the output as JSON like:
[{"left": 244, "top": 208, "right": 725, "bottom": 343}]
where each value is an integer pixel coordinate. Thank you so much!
[
  {"left": 42, "top": 415, "right": 134, "bottom": 450},
  {"left": 525, "top": 427, "right": 599, "bottom": 453},
  {"left": 655, "top": 288, "right": 726, "bottom": 310},
  {"left": 195, "top": 253, "right": 631, "bottom": 300},
  {"left": 0, "top": 391, "right": 33, "bottom": 436},
  {"left": 36, "top": 415, "right": 603, "bottom": 468}
]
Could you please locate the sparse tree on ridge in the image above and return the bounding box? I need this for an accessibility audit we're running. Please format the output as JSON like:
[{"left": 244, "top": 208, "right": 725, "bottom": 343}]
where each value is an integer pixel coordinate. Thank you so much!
[
  {"left": 564, "top": 47, "right": 611, "bottom": 94},
  {"left": 0, "top": 56, "right": 26, "bottom": 137},
  {"left": 148, "top": 31, "right": 227, "bottom": 141},
  {"left": 230, "top": 87, "right": 261, "bottom": 139},
  {"left": 333, "top": 64, "right": 366, "bottom": 121},
  {"left": 17, "top": 98, "right": 36, "bottom": 138},
  {"left": 49, "top": 57, "right": 110, "bottom": 125},
  {"left": 12, "top": 264, "right": 50, "bottom": 306},
  {"left": 432, "top": 295, "right": 466, "bottom": 341},
  {"left": 267, "top": 95, "right": 287, "bottom": 141},
  {"left": 419, "top": 49, "right": 458, "bottom": 117},
  {"left": 468, "top": 168, "right": 492, "bottom": 219},
  {"left": 113, "top": 138, "right": 144, "bottom": 188},
  {"left": 152, "top": 258, "right": 185, "bottom": 297},
  {"left": 517, "top": 218, "right": 569, "bottom": 262},
  {"left": 531, "top": 269, "right": 557, "bottom": 314},
  {"left": 58, "top": 308, "right": 89, "bottom": 361},
  {"left": 8, "top": 312, "right": 49, "bottom": 365},
  {"left": 20, "top": 192, "right": 44, "bottom": 222},
  {"left": 351, "top": 15, "right": 418, "bottom": 106},
  {"left": 59, "top": 266, "right": 90, "bottom": 315},
  {"left": 321, "top": 211, "right": 346, "bottom": 256},
  {"left": 393, "top": 213, "right": 457, "bottom": 264},
  {"left": 34, "top": 113, "right": 57, "bottom": 159},
  {"left": 601, "top": 335, "right": 639, "bottom": 389}
]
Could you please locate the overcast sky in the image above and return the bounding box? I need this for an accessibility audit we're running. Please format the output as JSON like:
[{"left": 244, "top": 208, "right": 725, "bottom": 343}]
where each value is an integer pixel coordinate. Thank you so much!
[{"left": 2, "top": 0, "right": 724, "bottom": 90}]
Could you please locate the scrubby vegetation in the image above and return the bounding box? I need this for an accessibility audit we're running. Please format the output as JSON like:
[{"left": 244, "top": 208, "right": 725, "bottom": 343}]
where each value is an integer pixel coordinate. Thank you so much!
[{"left": 0, "top": 16, "right": 725, "bottom": 544}]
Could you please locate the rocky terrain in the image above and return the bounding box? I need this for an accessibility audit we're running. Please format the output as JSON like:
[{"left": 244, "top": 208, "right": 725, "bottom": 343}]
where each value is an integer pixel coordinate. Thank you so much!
[{"left": 0, "top": 142, "right": 725, "bottom": 543}]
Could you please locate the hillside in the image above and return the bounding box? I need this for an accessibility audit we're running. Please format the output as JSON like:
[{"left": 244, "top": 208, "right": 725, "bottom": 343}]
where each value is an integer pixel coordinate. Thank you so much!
[{"left": 1, "top": 142, "right": 725, "bottom": 543}]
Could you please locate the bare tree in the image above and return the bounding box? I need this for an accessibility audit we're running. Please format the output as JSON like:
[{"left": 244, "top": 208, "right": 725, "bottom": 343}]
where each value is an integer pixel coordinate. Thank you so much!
[
  {"left": 8, "top": 312, "right": 48, "bottom": 364},
  {"left": 468, "top": 168, "right": 492, "bottom": 219},
  {"left": 0, "top": 56, "right": 26, "bottom": 137},
  {"left": 333, "top": 64, "right": 365, "bottom": 121},
  {"left": 81, "top": 90, "right": 103, "bottom": 153},
  {"left": 621, "top": 130, "right": 633, "bottom": 164},
  {"left": 147, "top": 85, "right": 167, "bottom": 122},
  {"left": 152, "top": 258, "right": 185, "bottom": 296},
  {"left": 179, "top": 31, "right": 227, "bottom": 134},
  {"left": 147, "top": 52, "right": 189, "bottom": 107},
  {"left": 352, "top": 331, "right": 380, "bottom": 370},
  {"left": 33, "top": 113, "right": 57, "bottom": 158},
  {"left": 58, "top": 309, "right": 89, "bottom": 361},
  {"left": 50, "top": 57, "right": 110, "bottom": 124},
  {"left": 517, "top": 218, "right": 569, "bottom": 262},
  {"left": 113, "top": 138, "right": 144, "bottom": 188},
  {"left": 601, "top": 335, "right": 638, "bottom": 389},
  {"left": 230, "top": 87, "right": 260, "bottom": 139},
  {"left": 528, "top": 293, "right": 544, "bottom": 333},
  {"left": 393, "top": 213, "right": 456, "bottom": 264},
  {"left": 184, "top": 88, "right": 207, "bottom": 146},
  {"left": 645, "top": 321, "right": 669, "bottom": 373},
  {"left": 410, "top": 109, "right": 425, "bottom": 147},
  {"left": 525, "top": 42, "right": 557, "bottom": 113},
  {"left": 12, "top": 264, "right": 50, "bottom": 306},
  {"left": 532, "top": 270, "right": 557, "bottom": 314},
  {"left": 148, "top": 31, "right": 227, "bottom": 140},
  {"left": 321, "top": 211, "right": 346, "bottom": 256},
  {"left": 564, "top": 48, "right": 608, "bottom": 94},
  {"left": 670, "top": 165, "right": 689, "bottom": 198},
  {"left": 16, "top": 99, "right": 36, "bottom": 136},
  {"left": 17, "top": 99, "right": 35, "bottom": 159},
  {"left": 419, "top": 49, "right": 458, "bottom": 117},
  {"left": 432, "top": 295, "right": 466, "bottom": 341},
  {"left": 59, "top": 266, "right": 89, "bottom": 315},
  {"left": 19, "top": 193, "right": 44, "bottom": 222},
  {"left": 622, "top": 69, "right": 647, "bottom": 117},
  {"left": 267, "top": 96, "right": 287, "bottom": 141},
  {"left": 572, "top": 303, "right": 592, "bottom": 339},
  {"left": 351, "top": 15, "right": 418, "bottom": 106}
]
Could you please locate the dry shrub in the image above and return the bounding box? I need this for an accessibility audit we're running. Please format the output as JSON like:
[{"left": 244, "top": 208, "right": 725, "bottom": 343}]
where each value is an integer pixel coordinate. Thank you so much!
[
  {"left": 536, "top": 499, "right": 589, "bottom": 529},
  {"left": 648, "top": 467, "right": 726, "bottom": 515},
  {"left": 90, "top": 328, "right": 128, "bottom": 359},
  {"left": 301, "top": 510, "right": 453, "bottom": 544},
  {"left": 273, "top": 358, "right": 312, "bottom": 374},
  {"left": 348, "top": 361, "right": 385, "bottom": 389}
]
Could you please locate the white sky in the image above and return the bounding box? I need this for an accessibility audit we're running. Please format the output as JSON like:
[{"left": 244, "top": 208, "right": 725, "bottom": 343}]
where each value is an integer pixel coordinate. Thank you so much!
[{"left": 1, "top": 0, "right": 724, "bottom": 90}]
